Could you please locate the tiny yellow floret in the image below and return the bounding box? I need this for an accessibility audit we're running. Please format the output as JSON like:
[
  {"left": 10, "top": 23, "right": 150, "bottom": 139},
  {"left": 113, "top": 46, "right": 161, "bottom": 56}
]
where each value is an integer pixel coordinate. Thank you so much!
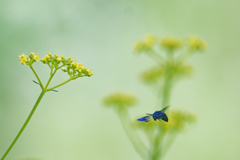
[
  {"left": 29, "top": 52, "right": 35, "bottom": 58},
  {"left": 48, "top": 52, "right": 52, "bottom": 56},
  {"left": 18, "top": 53, "right": 27, "bottom": 60},
  {"left": 71, "top": 62, "right": 78, "bottom": 67},
  {"left": 57, "top": 57, "right": 62, "bottom": 62},
  {"left": 145, "top": 35, "right": 157, "bottom": 48},
  {"left": 82, "top": 66, "right": 88, "bottom": 71},
  {"left": 20, "top": 58, "right": 28, "bottom": 65},
  {"left": 33, "top": 55, "right": 40, "bottom": 62},
  {"left": 45, "top": 55, "right": 50, "bottom": 59},
  {"left": 88, "top": 70, "right": 93, "bottom": 76},
  {"left": 134, "top": 41, "right": 144, "bottom": 52},
  {"left": 188, "top": 36, "right": 206, "bottom": 51}
]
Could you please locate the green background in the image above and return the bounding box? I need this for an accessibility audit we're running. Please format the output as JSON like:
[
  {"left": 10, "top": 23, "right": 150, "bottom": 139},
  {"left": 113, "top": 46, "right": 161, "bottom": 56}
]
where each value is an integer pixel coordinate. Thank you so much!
[{"left": 0, "top": 0, "right": 240, "bottom": 159}]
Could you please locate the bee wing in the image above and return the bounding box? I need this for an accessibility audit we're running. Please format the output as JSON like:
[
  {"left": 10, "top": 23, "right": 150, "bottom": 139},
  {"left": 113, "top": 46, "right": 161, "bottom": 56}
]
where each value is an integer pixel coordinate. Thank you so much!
[
  {"left": 146, "top": 113, "right": 153, "bottom": 116},
  {"left": 160, "top": 106, "right": 170, "bottom": 112},
  {"left": 137, "top": 116, "right": 152, "bottom": 122}
]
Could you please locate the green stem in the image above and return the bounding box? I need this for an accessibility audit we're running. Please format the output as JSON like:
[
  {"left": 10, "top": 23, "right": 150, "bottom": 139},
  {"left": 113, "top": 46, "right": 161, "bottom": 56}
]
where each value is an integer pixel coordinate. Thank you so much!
[
  {"left": 1, "top": 91, "right": 46, "bottom": 160},
  {"left": 150, "top": 57, "right": 174, "bottom": 160},
  {"left": 30, "top": 65, "right": 44, "bottom": 90},
  {"left": 118, "top": 109, "right": 148, "bottom": 160},
  {"left": 151, "top": 130, "right": 166, "bottom": 160},
  {"left": 46, "top": 77, "right": 72, "bottom": 91},
  {"left": 45, "top": 68, "right": 57, "bottom": 89},
  {"left": 161, "top": 134, "right": 177, "bottom": 158},
  {"left": 147, "top": 50, "right": 165, "bottom": 64}
]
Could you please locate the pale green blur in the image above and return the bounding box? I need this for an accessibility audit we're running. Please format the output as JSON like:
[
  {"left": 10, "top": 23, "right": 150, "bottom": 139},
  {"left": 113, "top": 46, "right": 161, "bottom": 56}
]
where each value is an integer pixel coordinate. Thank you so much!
[{"left": 0, "top": 0, "right": 240, "bottom": 160}]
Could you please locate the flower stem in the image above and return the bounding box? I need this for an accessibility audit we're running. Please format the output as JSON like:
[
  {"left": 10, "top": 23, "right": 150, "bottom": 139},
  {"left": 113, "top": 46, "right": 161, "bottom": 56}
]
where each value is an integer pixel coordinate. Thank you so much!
[
  {"left": 118, "top": 109, "right": 148, "bottom": 160},
  {"left": 46, "top": 78, "right": 72, "bottom": 91},
  {"left": 30, "top": 65, "right": 44, "bottom": 90},
  {"left": 1, "top": 91, "right": 46, "bottom": 160},
  {"left": 45, "top": 68, "right": 57, "bottom": 89}
]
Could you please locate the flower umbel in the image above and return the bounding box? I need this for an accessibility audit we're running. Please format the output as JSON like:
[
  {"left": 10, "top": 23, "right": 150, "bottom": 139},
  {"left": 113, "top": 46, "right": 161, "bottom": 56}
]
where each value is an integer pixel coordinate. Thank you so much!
[
  {"left": 103, "top": 92, "right": 136, "bottom": 111},
  {"left": 2, "top": 52, "right": 93, "bottom": 160}
]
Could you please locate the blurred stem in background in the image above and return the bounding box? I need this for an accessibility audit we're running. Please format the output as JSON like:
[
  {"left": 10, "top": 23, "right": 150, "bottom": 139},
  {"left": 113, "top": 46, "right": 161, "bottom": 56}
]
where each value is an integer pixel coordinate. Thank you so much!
[
  {"left": 1, "top": 53, "right": 93, "bottom": 160},
  {"left": 103, "top": 35, "right": 206, "bottom": 160}
]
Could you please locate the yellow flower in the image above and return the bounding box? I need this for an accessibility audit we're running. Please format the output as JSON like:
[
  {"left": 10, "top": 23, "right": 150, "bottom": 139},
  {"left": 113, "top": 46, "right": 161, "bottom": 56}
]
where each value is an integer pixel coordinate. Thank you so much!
[
  {"left": 18, "top": 53, "right": 27, "bottom": 60},
  {"left": 82, "top": 66, "right": 88, "bottom": 71},
  {"left": 67, "top": 58, "right": 73, "bottom": 63},
  {"left": 76, "top": 63, "right": 82, "bottom": 71},
  {"left": 103, "top": 92, "right": 136, "bottom": 110},
  {"left": 29, "top": 52, "right": 35, "bottom": 58},
  {"left": 45, "top": 55, "right": 50, "bottom": 60},
  {"left": 145, "top": 35, "right": 157, "bottom": 48},
  {"left": 188, "top": 36, "right": 206, "bottom": 51},
  {"left": 33, "top": 55, "right": 40, "bottom": 62},
  {"left": 160, "top": 37, "right": 182, "bottom": 50},
  {"left": 57, "top": 57, "right": 62, "bottom": 62},
  {"left": 160, "top": 110, "right": 196, "bottom": 132},
  {"left": 71, "top": 62, "right": 78, "bottom": 67},
  {"left": 62, "top": 67, "right": 67, "bottom": 72},
  {"left": 134, "top": 41, "right": 144, "bottom": 52},
  {"left": 18, "top": 53, "right": 29, "bottom": 65},
  {"left": 48, "top": 52, "right": 52, "bottom": 56},
  {"left": 87, "top": 70, "right": 93, "bottom": 76},
  {"left": 41, "top": 56, "right": 46, "bottom": 62},
  {"left": 60, "top": 55, "right": 65, "bottom": 60},
  {"left": 54, "top": 54, "right": 59, "bottom": 58},
  {"left": 20, "top": 58, "right": 28, "bottom": 65}
]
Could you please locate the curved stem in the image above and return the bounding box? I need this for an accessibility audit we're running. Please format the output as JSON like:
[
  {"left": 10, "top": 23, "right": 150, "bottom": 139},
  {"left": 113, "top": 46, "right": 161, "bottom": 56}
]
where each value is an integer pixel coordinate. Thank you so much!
[
  {"left": 161, "top": 134, "right": 177, "bottom": 158},
  {"left": 118, "top": 109, "right": 148, "bottom": 160},
  {"left": 46, "top": 77, "right": 72, "bottom": 91},
  {"left": 30, "top": 65, "right": 44, "bottom": 90},
  {"left": 151, "top": 130, "right": 166, "bottom": 160},
  {"left": 1, "top": 91, "right": 46, "bottom": 160}
]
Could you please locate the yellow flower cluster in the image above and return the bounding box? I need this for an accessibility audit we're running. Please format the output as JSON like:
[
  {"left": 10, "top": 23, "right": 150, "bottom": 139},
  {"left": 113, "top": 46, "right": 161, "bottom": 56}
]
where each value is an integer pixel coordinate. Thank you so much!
[
  {"left": 134, "top": 35, "right": 157, "bottom": 52},
  {"left": 141, "top": 67, "right": 164, "bottom": 84},
  {"left": 18, "top": 52, "right": 40, "bottom": 65},
  {"left": 160, "top": 110, "right": 196, "bottom": 132},
  {"left": 141, "top": 62, "right": 192, "bottom": 85},
  {"left": 18, "top": 52, "right": 93, "bottom": 78},
  {"left": 134, "top": 35, "right": 206, "bottom": 54},
  {"left": 40, "top": 52, "right": 93, "bottom": 78},
  {"left": 160, "top": 37, "right": 182, "bottom": 50},
  {"left": 103, "top": 92, "right": 136, "bottom": 110},
  {"left": 188, "top": 36, "right": 206, "bottom": 51},
  {"left": 164, "top": 61, "right": 192, "bottom": 76}
]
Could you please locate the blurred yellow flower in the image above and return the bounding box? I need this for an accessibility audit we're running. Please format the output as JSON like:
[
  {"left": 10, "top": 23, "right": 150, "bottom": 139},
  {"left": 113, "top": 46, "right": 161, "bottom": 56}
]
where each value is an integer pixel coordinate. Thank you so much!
[
  {"left": 188, "top": 36, "right": 206, "bottom": 51},
  {"left": 18, "top": 53, "right": 27, "bottom": 60},
  {"left": 20, "top": 58, "right": 28, "bottom": 65},
  {"left": 160, "top": 110, "right": 196, "bottom": 132},
  {"left": 103, "top": 92, "right": 136, "bottom": 110},
  {"left": 134, "top": 41, "right": 144, "bottom": 52},
  {"left": 18, "top": 53, "right": 29, "bottom": 65},
  {"left": 29, "top": 52, "right": 35, "bottom": 58},
  {"left": 33, "top": 55, "right": 40, "bottom": 62},
  {"left": 57, "top": 57, "right": 62, "bottom": 62},
  {"left": 160, "top": 37, "right": 182, "bottom": 50},
  {"left": 145, "top": 35, "right": 157, "bottom": 48}
]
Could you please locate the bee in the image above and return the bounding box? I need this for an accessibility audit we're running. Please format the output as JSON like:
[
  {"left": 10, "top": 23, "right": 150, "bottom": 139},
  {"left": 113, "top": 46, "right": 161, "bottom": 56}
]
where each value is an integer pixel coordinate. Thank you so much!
[{"left": 137, "top": 106, "right": 169, "bottom": 122}]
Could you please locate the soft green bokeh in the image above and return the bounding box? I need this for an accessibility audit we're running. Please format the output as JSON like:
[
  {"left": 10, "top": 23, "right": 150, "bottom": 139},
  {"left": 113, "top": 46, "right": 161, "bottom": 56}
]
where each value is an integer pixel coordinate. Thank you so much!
[{"left": 1, "top": 0, "right": 240, "bottom": 160}]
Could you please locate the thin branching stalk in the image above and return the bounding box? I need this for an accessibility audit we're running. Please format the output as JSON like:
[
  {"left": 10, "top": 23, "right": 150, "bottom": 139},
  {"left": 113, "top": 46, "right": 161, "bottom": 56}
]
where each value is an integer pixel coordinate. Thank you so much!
[{"left": 118, "top": 109, "right": 148, "bottom": 160}]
